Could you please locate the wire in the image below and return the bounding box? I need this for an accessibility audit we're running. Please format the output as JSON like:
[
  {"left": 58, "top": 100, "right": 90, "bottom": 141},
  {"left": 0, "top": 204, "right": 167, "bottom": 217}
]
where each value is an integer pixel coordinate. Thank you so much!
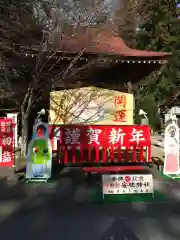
[{"left": 0, "top": 108, "right": 18, "bottom": 111}]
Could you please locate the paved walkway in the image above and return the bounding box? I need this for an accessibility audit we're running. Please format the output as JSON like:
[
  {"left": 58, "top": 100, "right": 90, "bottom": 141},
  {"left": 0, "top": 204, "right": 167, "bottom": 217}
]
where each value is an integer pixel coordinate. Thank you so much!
[
  {"left": 0, "top": 135, "right": 176, "bottom": 240},
  {"left": 0, "top": 169, "right": 180, "bottom": 240}
]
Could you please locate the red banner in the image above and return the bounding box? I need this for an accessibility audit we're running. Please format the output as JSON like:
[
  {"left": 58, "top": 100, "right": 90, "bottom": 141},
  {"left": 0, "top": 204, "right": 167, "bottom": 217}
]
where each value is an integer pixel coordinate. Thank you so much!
[
  {"left": 55, "top": 125, "right": 151, "bottom": 148},
  {"left": 0, "top": 119, "right": 14, "bottom": 166}
]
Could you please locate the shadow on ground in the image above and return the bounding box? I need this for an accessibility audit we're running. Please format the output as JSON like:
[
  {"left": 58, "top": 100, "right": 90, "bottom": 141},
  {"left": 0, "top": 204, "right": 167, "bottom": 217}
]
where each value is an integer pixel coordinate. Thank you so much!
[{"left": 0, "top": 168, "right": 180, "bottom": 240}]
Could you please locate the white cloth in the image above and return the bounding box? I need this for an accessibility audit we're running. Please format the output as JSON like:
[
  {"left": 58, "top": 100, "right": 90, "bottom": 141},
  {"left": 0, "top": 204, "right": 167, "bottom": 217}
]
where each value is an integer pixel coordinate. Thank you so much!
[{"left": 31, "top": 164, "right": 46, "bottom": 178}]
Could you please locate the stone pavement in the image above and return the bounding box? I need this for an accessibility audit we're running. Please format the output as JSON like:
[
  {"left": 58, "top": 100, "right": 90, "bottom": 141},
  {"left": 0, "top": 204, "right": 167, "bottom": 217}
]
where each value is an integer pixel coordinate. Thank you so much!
[
  {"left": 0, "top": 135, "right": 175, "bottom": 240},
  {"left": 0, "top": 169, "right": 180, "bottom": 240}
]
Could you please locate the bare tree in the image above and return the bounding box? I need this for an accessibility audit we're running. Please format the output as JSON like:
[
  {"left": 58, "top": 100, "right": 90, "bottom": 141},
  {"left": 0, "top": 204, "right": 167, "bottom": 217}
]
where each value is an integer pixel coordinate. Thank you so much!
[
  {"left": 0, "top": 0, "right": 115, "bottom": 156},
  {"left": 49, "top": 86, "right": 114, "bottom": 124},
  {"left": 0, "top": 0, "right": 143, "bottom": 157}
]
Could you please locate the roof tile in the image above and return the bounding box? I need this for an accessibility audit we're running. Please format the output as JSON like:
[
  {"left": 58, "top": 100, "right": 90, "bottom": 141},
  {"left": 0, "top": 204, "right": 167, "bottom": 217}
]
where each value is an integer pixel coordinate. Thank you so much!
[{"left": 53, "top": 27, "right": 171, "bottom": 58}]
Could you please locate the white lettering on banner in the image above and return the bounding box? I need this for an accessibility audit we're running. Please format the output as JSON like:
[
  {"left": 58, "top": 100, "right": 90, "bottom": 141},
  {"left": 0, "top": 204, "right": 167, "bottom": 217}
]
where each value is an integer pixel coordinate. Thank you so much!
[
  {"left": 0, "top": 121, "right": 12, "bottom": 133},
  {"left": 129, "top": 128, "right": 145, "bottom": 144},
  {"left": 65, "top": 128, "right": 80, "bottom": 145},
  {"left": 87, "top": 128, "right": 102, "bottom": 145},
  {"left": 3, "top": 151, "right": 11, "bottom": 162},
  {"left": 0, "top": 122, "right": 6, "bottom": 132},
  {"left": 2, "top": 137, "right": 12, "bottom": 145},
  {"left": 5, "top": 122, "right": 12, "bottom": 133},
  {"left": 102, "top": 174, "right": 153, "bottom": 195},
  {"left": 109, "top": 128, "right": 126, "bottom": 145},
  {"left": 7, "top": 113, "right": 18, "bottom": 147}
]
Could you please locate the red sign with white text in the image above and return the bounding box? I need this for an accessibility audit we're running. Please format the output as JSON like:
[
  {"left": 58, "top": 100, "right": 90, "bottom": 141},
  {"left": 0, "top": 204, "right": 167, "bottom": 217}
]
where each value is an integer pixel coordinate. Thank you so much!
[
  {"left": 0, "top": 119, "right": 14, "bottom": 166},
  {"left": 56, "top": 125, "right": 150, "bottom": 148}
]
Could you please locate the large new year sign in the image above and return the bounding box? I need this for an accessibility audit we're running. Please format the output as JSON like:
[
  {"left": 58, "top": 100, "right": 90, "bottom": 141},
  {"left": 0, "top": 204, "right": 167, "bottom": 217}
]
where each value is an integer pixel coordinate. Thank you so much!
[{"left": 49, "top": 125, "right": 151, "bottom": 148}]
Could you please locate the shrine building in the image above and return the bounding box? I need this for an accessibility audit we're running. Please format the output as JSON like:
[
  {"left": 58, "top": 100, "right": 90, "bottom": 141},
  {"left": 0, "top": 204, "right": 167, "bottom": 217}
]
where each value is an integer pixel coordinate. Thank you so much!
[
  {"left": 46, "top": 27, "right": 171, "bottom": 125},
  {"left": 5, "top": 27, "right": 171, "bottom": 129}
]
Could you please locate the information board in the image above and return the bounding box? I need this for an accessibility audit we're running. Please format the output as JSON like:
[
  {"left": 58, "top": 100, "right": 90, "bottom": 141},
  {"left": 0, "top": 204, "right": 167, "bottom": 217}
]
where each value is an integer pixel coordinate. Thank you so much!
[
  {"left": 102, "top": 174, "right": 154, "bottom": 196},
  {"left": 50, "top": 87, "right": 134, "bottom": 125}
]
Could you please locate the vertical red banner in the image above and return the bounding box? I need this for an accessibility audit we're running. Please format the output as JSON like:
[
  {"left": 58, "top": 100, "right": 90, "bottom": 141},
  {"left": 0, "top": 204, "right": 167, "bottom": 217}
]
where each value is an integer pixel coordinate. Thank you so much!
[{"left": 0, "top": 119, "right": 14, "bottom": 166}]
